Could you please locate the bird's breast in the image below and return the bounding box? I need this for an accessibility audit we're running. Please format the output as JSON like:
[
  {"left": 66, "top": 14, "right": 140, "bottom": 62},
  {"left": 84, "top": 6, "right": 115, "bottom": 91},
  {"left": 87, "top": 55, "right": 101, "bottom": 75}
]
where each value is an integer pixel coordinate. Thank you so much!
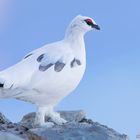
[{"left": 29, "top": 60, "right": 86, "bottom": 103}]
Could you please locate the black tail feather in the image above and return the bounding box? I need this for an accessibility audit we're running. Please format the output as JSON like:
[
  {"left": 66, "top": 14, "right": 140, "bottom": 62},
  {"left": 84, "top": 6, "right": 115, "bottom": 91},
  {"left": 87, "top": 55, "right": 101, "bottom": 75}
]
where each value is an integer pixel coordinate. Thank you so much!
[{"left": 0, "top": 83, "right": 4, "bottom": 88}]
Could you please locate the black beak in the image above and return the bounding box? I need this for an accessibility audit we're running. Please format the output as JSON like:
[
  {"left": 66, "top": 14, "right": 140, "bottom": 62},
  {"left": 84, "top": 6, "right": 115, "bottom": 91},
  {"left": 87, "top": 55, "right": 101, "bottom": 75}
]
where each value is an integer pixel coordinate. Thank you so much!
[{"left": 92, "top": 24, "right": 100, "bottom": 30}]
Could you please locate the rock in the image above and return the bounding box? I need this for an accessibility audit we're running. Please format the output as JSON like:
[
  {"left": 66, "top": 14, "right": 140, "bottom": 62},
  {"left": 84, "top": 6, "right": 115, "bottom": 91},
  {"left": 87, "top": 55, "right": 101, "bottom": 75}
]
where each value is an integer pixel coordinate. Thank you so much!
[
  {"left": 59, "top": 110, "right": 86, "bottom": 122},
  {"left": 0, "top": 113, "right": 11, "bottom": 125},
  {"left": 28, "top": 122, "right": 129, "bottom": 140},
  {"left": 20, "top": 110, "right": 86, "bottom": 128},
  {"left": 0, "top": 111, "right": 130, "bottom": 140},
  {"left": 0, "top": 132, "right": 24, "bottom": 140}
]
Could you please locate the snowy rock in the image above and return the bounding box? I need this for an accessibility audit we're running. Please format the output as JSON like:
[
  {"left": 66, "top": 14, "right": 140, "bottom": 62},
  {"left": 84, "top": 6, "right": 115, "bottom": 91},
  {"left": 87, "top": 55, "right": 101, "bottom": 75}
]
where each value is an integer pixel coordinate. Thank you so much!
[
  {"left": 0, "top": 132, "right": 24, "bottom": 140},
  {"left": 20, "top": 110, "right": 86, "bottom": 128},
  {"left": 27, "top": 122, "right": 129, "bottom": 140},
  {"left": 0, "top": 111, "right": 130, "bottom": 140},
  {"left": 0, "top": 113, "right": 11, "bottom": 125}
]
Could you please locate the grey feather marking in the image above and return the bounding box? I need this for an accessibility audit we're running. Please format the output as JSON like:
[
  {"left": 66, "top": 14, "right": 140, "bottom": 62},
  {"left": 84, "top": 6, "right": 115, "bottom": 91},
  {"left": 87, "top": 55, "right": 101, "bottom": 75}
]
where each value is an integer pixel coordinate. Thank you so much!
[
  {"left": 37, "top": 54, "right": 45, "bottom": 62},
  {"left": 71, "top": 58, "right": 81, "bottom": 68},
  {"left": 75, "top": 59, "right": 81, "bottom": 65},
  {"left": 24, "top": 53, "right": 33, "bottom": 59},
  {"left": 39, "top": 63, "right": 53, "bottom": 71},
  {"left": 54, "top": 61, "right": 65, "bottom": 72},
  {"left": 71, "top": 59, "right": 75, "bottom": 67}
]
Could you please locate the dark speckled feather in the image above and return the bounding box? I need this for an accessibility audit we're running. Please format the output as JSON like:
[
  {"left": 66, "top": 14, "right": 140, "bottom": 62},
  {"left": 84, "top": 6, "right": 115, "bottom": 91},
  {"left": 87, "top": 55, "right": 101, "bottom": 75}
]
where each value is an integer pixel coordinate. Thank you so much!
[
  {"left": 39, "top": 63, "right": 53, "bottom": 71},
  {"left": 24, "top": 53, "right": 33, "bottom": 59},
  {"left": 75, "top": 59, "right": 81, "bottom": 65},
  {"left": 37, "top": 54, "right": 45, "bottom": 62},
  {"left": 54, "top": 61, "right": 65, "bottom": 72},
  {"left": 71, "top": 58, "right": 81, "bottom": 68}
]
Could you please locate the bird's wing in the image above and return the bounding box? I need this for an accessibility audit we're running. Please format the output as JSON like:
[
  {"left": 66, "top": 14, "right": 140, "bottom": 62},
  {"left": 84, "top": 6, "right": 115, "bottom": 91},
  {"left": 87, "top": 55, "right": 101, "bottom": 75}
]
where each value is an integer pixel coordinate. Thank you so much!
[
  {"left": 0, "top": 41, "right": 75, "bottom": 98},
  {"left": 34, "top": 43, "right": 74, "bottom": 72}
]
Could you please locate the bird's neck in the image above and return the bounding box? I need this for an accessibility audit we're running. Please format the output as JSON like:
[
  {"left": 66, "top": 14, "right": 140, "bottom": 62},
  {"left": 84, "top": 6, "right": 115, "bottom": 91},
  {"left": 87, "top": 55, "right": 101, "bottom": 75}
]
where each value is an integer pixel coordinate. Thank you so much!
[
  {"left": 64, "top": 28, "right": 86, "bottom": 62},
  {"left": 64, "top": 26, "right": 85, "bottom": 41}
]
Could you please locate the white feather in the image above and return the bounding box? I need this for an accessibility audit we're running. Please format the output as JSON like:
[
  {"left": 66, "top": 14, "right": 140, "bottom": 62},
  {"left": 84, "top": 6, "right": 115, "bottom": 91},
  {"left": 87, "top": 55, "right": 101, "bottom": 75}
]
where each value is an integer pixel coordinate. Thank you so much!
[{"left": 0, "top": 15, "right": 99, "bottom": 126}]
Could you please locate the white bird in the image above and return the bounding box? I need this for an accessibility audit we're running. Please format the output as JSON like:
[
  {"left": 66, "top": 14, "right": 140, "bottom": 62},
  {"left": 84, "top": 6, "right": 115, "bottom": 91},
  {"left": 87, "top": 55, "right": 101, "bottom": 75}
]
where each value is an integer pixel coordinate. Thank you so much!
[{"left": 0, "top": 15, "right": 100, "bottom": 126}]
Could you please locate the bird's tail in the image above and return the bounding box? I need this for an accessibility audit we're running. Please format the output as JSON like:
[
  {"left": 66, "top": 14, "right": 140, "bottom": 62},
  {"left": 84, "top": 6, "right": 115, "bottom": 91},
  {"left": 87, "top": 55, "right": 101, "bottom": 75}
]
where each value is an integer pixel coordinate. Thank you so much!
[
  {"left": 0, "top": 76, "right": 6, "bottom": 98},
  {"left": 0, "top": 75, "right": 24, "bottom": 99},
  {"left": 0, "top": 76, "right": 13, "bottom": 98}
]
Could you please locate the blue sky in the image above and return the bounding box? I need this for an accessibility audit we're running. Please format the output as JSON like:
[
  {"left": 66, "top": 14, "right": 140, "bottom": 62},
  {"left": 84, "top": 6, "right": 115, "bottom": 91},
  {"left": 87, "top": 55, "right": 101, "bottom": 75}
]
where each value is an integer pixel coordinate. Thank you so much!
[{"left": 0, "top": 0, "right": 140, "bottom": 139}]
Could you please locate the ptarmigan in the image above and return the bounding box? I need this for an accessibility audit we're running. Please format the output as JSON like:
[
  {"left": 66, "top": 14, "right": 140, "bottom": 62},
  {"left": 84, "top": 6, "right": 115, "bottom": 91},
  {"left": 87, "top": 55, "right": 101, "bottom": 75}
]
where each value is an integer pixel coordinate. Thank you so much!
[{"left": 0, "top": 15, "right": 100, "bottom": 126}]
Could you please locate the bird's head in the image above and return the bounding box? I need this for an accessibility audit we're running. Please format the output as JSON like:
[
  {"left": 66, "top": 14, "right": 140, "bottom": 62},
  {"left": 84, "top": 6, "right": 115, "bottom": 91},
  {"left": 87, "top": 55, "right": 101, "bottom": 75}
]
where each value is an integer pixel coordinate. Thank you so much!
[{"left": 68, "top": 15, "right": 100, "bottom": 33}]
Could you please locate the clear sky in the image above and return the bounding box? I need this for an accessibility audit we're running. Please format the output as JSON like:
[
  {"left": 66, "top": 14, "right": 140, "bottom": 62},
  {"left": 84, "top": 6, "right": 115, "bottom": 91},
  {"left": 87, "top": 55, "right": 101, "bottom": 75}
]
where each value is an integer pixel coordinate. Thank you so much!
[{"left": 0, "top": 0, "right": 140, "bottom": 139}]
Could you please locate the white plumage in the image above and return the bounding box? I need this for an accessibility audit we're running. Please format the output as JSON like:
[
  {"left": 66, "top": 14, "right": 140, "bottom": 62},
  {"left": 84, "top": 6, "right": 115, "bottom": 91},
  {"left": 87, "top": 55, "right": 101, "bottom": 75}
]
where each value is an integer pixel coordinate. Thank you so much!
[{"left": 0, "top": 15, "right": 100, "bottom": 126}]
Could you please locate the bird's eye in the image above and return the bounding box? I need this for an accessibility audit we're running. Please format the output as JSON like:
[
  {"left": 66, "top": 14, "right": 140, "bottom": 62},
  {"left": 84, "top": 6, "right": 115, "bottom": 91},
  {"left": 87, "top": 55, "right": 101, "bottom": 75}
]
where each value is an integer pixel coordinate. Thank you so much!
[{"left": 84, "top": 19, "right": 94, "bottom": 26}]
